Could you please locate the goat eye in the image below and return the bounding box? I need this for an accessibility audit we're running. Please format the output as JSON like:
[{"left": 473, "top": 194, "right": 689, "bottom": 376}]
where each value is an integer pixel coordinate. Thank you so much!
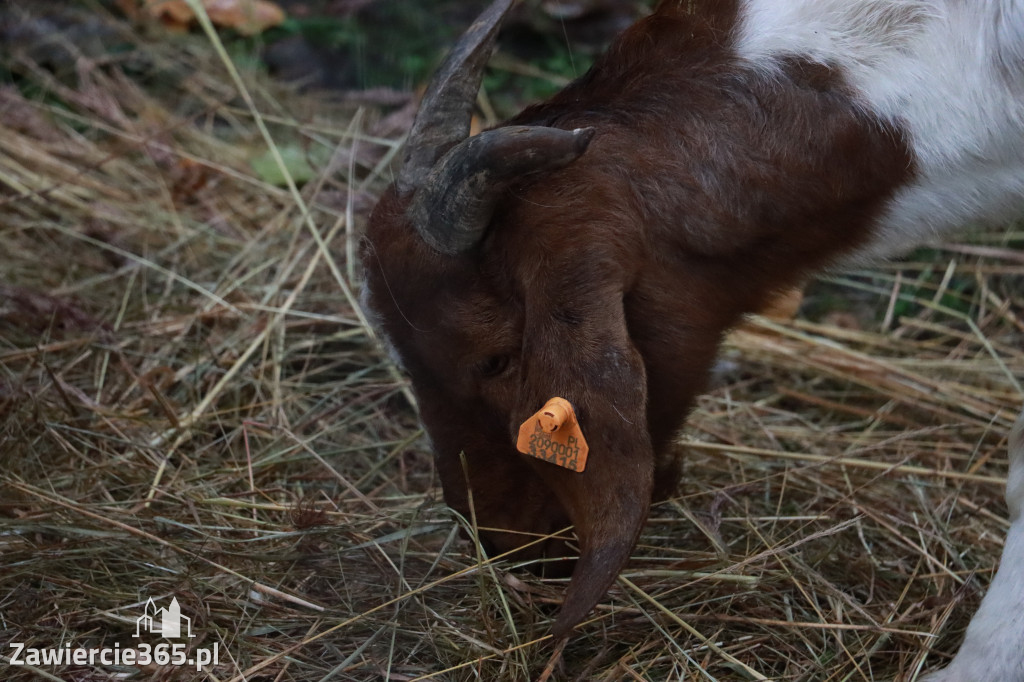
[{"left": 476, "top": 354, "right": 510, "bottom": 378}]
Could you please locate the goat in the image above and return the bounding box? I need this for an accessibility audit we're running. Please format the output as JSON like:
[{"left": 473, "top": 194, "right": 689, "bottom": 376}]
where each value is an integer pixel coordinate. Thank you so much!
[{"left": 360, "top": 0, "right": 1024, "bottom": 676}]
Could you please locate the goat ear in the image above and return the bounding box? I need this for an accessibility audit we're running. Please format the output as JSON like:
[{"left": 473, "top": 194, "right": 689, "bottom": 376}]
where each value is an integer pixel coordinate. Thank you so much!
[{"left": 517, "top": 272, "right": 654, "bottom": 637}]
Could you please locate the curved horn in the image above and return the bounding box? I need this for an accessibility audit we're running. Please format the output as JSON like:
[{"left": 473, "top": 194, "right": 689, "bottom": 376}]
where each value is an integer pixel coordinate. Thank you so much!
[
  {"left": 397, "top": 0, "right": 516, "bottom": 196},
  {"left": 409, "top": 126, "right": 596, "bottom": 254}
]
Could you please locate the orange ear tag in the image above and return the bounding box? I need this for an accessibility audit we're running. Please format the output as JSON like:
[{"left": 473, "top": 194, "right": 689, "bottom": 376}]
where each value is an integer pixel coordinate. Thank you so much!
[{"left": 516, "top": 397, "right": 589, "bottom": 473}]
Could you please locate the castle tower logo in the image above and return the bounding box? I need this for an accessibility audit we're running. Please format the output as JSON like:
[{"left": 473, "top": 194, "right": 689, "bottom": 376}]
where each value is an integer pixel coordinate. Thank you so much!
[
  {"left": 134, "top": 597, "right": 195, "bottom": 639},
  {"left": 9, "top": 595, "right": 219, "bottom": 671}
]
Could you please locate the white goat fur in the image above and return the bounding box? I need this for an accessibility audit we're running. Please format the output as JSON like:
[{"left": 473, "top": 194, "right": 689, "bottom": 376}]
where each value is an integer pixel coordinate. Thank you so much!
[
  {"left": 736, "top": 2, "right": 1024, "bottom": 678},
  {"left": 921, "top": 414, "right": 1024, "bottom": 681},
  {"left": 737, "top": 0, "right": 1024, "bottom": 259}
]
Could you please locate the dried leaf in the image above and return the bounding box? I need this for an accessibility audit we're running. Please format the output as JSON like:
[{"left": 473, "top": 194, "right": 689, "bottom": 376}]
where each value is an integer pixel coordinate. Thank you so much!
[
  {"left": 143, "top": 0, "right": 285, "bottom": 35},
  {"left": 204, "top": 0, "right": 285, "bottom": 36}
]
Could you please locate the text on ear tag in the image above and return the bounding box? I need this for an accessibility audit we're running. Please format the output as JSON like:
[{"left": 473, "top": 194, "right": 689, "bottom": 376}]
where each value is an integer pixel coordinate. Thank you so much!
[{"left": 516, "top": 397, "right": 589, "bottom": 472}]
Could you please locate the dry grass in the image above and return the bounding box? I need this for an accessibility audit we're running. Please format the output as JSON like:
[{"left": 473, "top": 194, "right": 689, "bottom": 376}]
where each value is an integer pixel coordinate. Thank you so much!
[{"left": 1, "top": 5, "right": 1022, "bottom": 681}]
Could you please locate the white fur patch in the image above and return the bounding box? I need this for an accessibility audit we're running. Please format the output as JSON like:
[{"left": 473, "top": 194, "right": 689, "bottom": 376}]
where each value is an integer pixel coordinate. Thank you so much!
[
  {"left": 735, "top": 0, "right": 1024, "bottom": 259},
  {"left": 359, "top": 280, "right": 408, "bottom": 371},
  {"left": 919, "top": 411, "right": 1024, "bottom": 681},
  {"left": 919, "top": 524, "right": 1024, "bottom": 682}
]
